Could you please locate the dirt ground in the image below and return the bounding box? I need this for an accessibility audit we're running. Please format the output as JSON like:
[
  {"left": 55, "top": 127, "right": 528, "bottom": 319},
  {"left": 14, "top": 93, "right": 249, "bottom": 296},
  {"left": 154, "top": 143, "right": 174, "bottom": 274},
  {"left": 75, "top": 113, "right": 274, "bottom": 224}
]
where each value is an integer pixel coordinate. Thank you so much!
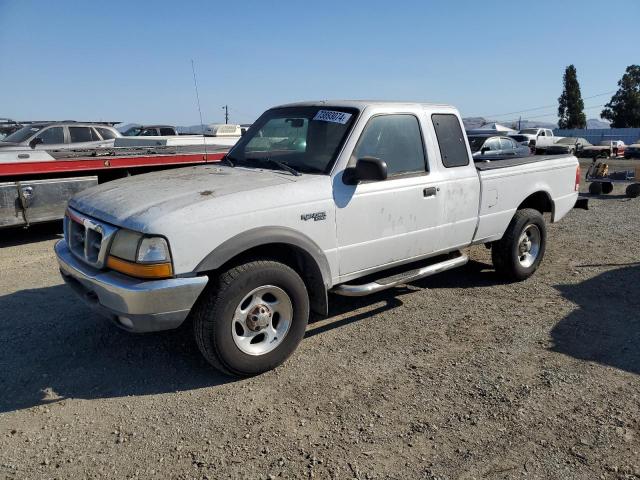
[{"left": 0, "top": 163, "right": 639, "bottom": 479}]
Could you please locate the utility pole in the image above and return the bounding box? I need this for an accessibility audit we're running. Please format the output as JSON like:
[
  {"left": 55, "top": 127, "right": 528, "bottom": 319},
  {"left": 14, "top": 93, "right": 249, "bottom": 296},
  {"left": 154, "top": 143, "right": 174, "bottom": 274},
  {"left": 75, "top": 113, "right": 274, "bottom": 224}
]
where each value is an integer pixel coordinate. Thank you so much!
[
  {"left": 222, "top": 105, "right": 229, "bottom": 124},
  {"left": 518, "top": 116, "right": 521, "bottom": 131}
]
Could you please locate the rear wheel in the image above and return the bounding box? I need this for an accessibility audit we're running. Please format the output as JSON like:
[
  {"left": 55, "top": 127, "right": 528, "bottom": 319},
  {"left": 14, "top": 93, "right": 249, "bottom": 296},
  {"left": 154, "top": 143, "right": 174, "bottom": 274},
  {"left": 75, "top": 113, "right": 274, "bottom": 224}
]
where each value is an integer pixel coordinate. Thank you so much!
[
  {"left": 626, "top": 183, "right": 640, "bottom": 198},
  {"left": 601, "top": 182, "right": 614, "bottom": 194},
  {"left": 492, "top": 208, "right": 547, "bottom": 281},
  {"left": 193, "top": 260, "right": 310, "bottom": 377},
  {"left": 589, "top": 182, "right": 603, "bottom": 195}
]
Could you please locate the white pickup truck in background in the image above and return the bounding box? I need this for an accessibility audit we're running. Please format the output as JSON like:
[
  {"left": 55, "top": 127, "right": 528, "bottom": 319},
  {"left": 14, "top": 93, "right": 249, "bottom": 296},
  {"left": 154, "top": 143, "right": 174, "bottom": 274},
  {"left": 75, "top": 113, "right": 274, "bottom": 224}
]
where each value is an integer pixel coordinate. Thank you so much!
[
  {"left": 55, "top": 101, "right": 581, "bottom": 376},
  {"left": 517, "top": 128, "right": 560, "bottom": 154}
]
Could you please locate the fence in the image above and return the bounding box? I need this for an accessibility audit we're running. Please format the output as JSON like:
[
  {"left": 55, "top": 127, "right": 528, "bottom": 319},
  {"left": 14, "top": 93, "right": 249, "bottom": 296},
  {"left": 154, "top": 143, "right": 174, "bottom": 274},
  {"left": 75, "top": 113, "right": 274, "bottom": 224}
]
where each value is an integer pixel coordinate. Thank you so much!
[{"left": 553, "top": 128, "right": 640, "bottom": 145}]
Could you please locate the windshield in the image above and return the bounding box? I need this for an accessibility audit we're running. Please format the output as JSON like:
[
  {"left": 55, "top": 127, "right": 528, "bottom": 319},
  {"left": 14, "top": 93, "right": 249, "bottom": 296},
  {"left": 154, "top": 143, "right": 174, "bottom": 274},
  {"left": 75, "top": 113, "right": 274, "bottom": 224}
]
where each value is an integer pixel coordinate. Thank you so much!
[
  {"left": 226, "top": 106, "right": 358, "bottom": 174},
  {"left": 509, "top": 135, "right": 528, "bottom": 142},
  {"left": 467, "top": 136, "right": 488, "bottom": 152},
  {"left": 2, "top": 125, "right": 44, "bottom": 143},
  {"left": 519, "top": 129, "right": 538, "bottom": 134}
]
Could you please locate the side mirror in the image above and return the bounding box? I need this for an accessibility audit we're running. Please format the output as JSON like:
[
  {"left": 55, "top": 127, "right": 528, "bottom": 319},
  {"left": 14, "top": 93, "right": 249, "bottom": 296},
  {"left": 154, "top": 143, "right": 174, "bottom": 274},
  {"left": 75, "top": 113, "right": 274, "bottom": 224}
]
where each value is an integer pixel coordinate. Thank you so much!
[
  {"left": 343, "top": 157, "right": 388, "bottom": 184},
  {"left": 481, "top": 146, "right": 489, "bottom": 154},
  {"left": 29, "top": 137, "right": 43, "bottom": 149}
]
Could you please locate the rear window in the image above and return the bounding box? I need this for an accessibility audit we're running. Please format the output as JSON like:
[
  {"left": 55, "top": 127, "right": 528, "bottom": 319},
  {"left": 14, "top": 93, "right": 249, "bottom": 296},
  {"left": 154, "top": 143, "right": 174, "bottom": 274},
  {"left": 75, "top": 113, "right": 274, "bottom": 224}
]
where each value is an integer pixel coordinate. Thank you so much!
[
  {"left": 432, "top": 114, "right": 469, "bottom": 168},
  {"left": 69, "top": 127, "right": 95, "bottom": 143},
  {"left": 96, "top": 127, "right": 117, "bottom": 140},
  {"left": 159, "top": 127, "right": 175, "bottom": 135}
]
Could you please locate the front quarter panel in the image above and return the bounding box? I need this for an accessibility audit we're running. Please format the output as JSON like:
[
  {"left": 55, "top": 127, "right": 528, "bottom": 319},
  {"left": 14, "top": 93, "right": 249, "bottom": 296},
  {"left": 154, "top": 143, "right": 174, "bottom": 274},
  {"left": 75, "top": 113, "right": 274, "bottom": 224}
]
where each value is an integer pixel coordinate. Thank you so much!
[{"left": 150, "top": 176, "right": 338, "bottom": 280}]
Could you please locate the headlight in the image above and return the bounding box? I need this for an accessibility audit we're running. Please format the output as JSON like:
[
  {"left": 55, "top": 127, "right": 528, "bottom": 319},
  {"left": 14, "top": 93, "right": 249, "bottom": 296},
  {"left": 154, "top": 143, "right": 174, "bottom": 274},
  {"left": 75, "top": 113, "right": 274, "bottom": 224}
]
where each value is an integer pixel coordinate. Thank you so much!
[
  {"left": 137, "top": 237, "right": 170, "bottom": 263},
  {"left": 107, "top": 229, "right": 173, "bottom": 279}
]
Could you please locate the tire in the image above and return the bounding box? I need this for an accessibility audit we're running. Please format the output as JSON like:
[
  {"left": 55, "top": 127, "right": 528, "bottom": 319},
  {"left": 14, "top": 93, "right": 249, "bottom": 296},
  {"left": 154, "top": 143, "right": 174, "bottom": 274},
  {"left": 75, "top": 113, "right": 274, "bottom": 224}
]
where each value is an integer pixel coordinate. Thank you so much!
[
  {"left": 535, "top": 148, "right": 543, "bottom": 155},
  {"left": 589, "top": 182, "right": 603, "bottom": 195},
  {"left": 626, "top": 183, "right": 640, "bottom": 198},
  {"left": 491, "top": 208, "right": 547, "bottom": 281},
  {"left": 601, "top": 182, "right": 614, "bottom": 194},
  {"left": 193, "top": 260, "right": 310, "bottom": 377}
]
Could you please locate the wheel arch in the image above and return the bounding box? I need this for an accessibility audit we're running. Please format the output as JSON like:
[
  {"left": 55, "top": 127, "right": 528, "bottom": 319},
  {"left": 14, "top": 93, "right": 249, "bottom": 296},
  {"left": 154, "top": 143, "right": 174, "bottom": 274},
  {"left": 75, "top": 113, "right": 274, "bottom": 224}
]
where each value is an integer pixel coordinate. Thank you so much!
[
  {"left": 194, "top": 227, "right": 330, "bottom": 316},
  {"left": 517, "top": 190, "right": 554, "bottom": 218}
]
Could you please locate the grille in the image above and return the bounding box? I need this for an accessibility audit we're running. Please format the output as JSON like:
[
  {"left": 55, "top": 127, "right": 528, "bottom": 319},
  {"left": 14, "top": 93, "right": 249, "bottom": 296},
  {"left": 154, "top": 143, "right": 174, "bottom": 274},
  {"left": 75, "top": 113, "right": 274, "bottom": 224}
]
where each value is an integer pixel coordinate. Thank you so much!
[{"left": 64, "top": 208, "right": 118, "bottom": 268}]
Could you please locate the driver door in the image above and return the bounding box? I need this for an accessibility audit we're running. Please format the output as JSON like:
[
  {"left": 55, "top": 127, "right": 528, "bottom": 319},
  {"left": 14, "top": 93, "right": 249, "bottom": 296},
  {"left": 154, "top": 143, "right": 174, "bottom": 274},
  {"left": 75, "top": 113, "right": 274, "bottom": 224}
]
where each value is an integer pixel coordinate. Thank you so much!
[{"left": 334, "top": 113, "right": 443, "bottom": 277}]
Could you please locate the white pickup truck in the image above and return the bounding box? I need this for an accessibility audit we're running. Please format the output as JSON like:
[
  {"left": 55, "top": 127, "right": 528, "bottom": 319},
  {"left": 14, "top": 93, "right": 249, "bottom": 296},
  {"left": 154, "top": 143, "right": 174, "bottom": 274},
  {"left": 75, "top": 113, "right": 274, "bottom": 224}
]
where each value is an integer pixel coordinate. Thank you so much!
[
  {"left": 517, "top": 128, "right": 559, "bottom": 154},
  {"left": 55, "top": 101, "right": 581, "bottom": 376}
]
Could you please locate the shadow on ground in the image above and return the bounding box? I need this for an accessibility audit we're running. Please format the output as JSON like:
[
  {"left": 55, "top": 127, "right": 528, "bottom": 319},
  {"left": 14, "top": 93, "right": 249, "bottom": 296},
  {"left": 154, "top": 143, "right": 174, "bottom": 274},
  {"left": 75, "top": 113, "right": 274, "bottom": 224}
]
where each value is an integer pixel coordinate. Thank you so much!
[
  {"left": 0, "top": 284, "right": 233, "bottom": 414},
  {"left": 0, "top": 221, "right": 63, "bottom": 248},
  {"left": 551, "top": 264, "right": 640, "bottom": 375},
  {"left": 0, "top": 259, "right": 502, "bottom": 414}
]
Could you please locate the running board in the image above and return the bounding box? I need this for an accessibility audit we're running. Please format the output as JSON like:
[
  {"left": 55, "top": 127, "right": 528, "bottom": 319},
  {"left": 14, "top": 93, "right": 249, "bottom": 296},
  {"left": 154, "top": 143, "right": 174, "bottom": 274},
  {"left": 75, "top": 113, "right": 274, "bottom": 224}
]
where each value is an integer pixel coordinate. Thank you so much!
[{"left": 331, "top": 253, "right": 469, "bottom": 297}]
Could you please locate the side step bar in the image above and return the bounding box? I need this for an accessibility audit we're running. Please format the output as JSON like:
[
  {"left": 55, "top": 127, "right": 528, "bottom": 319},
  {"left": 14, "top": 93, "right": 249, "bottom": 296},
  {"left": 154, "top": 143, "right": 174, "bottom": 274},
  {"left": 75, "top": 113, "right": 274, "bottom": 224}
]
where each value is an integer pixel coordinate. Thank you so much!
[{"left": 331, "top": 253, "right": 469, "bottom": 297}]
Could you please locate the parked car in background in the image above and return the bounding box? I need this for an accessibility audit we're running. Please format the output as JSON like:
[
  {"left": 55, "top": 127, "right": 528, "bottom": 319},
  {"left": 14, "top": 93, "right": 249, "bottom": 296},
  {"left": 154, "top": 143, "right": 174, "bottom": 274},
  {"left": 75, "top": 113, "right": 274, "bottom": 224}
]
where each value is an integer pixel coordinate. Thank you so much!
[
  {"left": 468, "top": 134, "right": 531, "bottom": 161},
  {"left": 546, "top": 137, "right": 590, "bottom": 155},
  {"left": 122, "top": 124, "right": 179, "bottom": 136},
  {"left": 517, "top": 128, "right": 559, "bottom": 154},
  {"left": 0, "top": 118, "right": 23, "bottom": 140},
  {"left": 0, "top": 122, "right": 121, "bottom": 150},
  {"left": 578, "top": 140, "right": 626, "bottom": 158},
  {"left": 624, "top": 140, "right": 640, "bottom": 159}
]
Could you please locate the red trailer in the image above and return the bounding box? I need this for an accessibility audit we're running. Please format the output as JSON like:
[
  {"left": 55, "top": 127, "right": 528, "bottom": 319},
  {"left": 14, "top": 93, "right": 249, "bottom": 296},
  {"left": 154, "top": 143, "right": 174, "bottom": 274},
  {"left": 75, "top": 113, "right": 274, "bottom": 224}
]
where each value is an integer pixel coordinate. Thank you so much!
[{"left": 0, "top": 145, "right": 226, "bottom": 228}]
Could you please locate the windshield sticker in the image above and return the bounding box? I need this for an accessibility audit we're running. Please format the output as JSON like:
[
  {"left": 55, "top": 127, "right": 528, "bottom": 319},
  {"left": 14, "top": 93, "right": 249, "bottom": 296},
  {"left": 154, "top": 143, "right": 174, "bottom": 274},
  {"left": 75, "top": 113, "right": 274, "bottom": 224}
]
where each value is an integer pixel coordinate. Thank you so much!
[{"left": 313, "top": 110, "right": 352, "bottom": 124}]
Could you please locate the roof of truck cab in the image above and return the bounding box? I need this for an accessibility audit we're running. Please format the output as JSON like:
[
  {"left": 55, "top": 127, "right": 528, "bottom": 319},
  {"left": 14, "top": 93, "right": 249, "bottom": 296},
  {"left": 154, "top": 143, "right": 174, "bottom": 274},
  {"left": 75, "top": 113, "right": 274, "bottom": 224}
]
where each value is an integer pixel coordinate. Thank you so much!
[{"left": 273, "top": 100, "right": 456, "bottom": 110}]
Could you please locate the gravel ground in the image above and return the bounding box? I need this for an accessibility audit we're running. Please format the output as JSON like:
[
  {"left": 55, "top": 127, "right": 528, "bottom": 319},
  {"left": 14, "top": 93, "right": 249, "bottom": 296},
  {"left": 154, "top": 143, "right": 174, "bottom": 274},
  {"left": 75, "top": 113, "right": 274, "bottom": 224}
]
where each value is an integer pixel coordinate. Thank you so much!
[{"left": 0, "top": 164, "right": 639, "bottom": 479}]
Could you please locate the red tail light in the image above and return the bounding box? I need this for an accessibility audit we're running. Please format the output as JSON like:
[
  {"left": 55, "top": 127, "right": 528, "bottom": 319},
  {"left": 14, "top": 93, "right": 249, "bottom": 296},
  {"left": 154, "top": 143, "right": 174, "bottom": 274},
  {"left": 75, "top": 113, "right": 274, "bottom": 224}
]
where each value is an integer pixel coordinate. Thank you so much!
[{"left": 575, "top": 165, "right": 581, "bottom": 191}]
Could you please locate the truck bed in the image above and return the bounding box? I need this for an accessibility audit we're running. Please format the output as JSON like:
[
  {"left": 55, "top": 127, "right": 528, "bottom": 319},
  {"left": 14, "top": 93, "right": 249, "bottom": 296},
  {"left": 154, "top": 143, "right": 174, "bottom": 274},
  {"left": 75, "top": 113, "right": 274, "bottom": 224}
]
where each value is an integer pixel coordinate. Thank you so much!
[{"left": 475, "top": 155, "right": 569, "bottom": 171}]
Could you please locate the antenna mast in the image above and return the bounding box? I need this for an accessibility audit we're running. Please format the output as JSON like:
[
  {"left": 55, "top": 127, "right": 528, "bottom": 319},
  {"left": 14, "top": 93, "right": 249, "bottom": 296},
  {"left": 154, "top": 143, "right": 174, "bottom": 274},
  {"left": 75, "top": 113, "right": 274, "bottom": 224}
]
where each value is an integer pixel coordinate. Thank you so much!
[{"left": 191, "top": 59, "right": 208, "bottom": 159}]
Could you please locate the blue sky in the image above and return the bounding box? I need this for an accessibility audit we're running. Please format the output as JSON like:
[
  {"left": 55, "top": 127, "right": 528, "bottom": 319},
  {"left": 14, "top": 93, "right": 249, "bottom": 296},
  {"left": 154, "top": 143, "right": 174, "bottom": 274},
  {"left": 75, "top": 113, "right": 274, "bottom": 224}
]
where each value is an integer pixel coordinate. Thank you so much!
[{"left": 1, "top": 0, "right": 638, "bottom": 126}]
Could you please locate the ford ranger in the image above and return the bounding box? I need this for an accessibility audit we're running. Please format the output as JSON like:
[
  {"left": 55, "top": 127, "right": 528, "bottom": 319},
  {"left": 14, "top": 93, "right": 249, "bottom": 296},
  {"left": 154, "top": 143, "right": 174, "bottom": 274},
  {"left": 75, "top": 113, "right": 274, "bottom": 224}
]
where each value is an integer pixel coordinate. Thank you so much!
[{"left": 55, "top": 101, "right": 581, "bottom": 376}]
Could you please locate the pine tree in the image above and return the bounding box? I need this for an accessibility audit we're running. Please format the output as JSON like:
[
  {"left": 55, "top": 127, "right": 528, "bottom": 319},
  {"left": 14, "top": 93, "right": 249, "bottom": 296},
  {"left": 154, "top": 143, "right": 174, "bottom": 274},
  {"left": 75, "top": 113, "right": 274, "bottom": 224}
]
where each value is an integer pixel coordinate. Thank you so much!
[
  {"left": 601, "top": 65, "right": 640, "bottom": 128},
  {"left": 558, "top": 65, "right": 586, "bottom": 129}
]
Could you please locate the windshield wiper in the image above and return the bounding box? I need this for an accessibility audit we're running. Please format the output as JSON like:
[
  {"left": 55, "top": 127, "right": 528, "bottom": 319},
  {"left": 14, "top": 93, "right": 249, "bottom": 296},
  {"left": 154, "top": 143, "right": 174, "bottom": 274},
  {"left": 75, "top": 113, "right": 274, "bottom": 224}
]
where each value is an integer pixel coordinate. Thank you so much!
[{"left": 263, "top": 158, "right": 301, "bottom": 176}]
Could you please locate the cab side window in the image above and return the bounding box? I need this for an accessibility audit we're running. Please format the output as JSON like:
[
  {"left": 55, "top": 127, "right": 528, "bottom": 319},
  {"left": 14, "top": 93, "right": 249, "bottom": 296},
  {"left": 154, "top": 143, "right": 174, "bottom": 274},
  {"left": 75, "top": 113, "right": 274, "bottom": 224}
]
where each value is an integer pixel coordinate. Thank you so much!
[
  {"left": 432, "top": 114, "right": 469, "bottom": 167},
  {"left": 36, "top": 127, "right": 64, "bottom": 145},
  {"left": 352, "top": 114, "right": 427, "bottom": 176}
]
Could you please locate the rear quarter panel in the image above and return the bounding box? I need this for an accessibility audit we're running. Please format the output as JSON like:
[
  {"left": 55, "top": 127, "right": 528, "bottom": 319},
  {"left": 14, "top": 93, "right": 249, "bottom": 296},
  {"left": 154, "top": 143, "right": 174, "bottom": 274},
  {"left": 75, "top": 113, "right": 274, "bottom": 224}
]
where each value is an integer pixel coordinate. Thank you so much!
[{"left": 474, "top": 156, "right": 578, "bottom": 243}]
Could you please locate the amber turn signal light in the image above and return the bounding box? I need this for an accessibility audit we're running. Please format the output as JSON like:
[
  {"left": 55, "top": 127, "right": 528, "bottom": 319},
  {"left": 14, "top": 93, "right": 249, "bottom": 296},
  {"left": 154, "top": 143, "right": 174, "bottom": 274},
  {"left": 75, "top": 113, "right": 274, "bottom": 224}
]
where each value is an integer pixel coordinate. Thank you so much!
[{"left": 106, "top": 255, "right": 173, "bottom": 279}]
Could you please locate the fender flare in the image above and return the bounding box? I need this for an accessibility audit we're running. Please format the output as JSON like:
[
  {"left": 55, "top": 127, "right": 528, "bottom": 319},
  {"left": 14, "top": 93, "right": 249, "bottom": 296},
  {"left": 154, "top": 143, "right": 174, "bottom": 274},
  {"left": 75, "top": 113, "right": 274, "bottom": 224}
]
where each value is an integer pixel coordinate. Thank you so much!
[{"left": 194, "top": 226, "right": 332, "bottom": 288}]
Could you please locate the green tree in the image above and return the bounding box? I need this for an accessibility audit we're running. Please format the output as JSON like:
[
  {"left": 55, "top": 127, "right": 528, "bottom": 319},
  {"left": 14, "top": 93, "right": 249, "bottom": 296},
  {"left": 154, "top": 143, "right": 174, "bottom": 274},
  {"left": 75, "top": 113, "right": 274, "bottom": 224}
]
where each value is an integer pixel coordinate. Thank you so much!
[
  {"left": 558, "top": 65, "right": 586, "bottom": 129},
  {"left": 601, "top": 65, "right": 640, "bottom": 128}
]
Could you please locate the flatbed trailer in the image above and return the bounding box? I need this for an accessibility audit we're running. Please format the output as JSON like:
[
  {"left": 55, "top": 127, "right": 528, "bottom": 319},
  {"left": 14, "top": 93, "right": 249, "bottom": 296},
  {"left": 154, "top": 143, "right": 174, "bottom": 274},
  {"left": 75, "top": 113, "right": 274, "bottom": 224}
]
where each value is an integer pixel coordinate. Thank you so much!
[
  {"left": 0, "top": 145, "right": 226, "bottom": 228},
  {"left": 585, "top": 161, "right": 640, "bottom": 198}
]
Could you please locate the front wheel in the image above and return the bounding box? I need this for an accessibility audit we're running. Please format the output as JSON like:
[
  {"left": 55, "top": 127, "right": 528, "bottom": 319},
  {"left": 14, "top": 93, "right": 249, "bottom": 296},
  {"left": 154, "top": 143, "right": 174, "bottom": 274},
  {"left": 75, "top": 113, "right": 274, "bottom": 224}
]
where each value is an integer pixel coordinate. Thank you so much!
[
  {"left": 492, "top": 208, "right": 547, "bottom": 281},
  {"left": 193, "top": 260, "right": 310, "bottom": 377}
]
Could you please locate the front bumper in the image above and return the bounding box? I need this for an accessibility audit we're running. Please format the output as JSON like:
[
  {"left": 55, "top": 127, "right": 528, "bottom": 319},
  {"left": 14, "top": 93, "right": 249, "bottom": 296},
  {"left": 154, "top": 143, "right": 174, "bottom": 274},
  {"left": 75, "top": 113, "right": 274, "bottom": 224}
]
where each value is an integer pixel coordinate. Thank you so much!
[{"left": 55, "top": 240, "right": 208, "bottom": 333}]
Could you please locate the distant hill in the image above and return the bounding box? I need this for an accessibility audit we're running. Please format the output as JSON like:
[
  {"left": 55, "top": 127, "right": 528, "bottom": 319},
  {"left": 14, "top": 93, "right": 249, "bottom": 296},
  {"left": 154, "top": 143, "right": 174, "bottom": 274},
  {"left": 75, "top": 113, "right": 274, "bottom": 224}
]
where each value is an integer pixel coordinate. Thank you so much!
[{"left": 586, "top": 118, "right": 610, "bottom": 129}]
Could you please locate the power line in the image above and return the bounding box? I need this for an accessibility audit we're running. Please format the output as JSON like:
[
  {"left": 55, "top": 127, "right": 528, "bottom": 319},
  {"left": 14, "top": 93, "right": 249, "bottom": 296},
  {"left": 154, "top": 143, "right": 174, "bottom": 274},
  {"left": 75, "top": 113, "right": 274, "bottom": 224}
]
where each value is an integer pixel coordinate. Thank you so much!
[{"left": 472, "top": 91, "right": 614, "bottom": 119}]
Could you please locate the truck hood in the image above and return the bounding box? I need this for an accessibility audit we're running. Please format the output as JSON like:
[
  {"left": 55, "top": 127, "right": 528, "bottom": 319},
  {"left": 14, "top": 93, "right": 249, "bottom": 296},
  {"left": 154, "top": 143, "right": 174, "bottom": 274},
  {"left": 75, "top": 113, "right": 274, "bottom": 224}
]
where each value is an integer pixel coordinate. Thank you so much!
[{"left": 69, "top": 165, "right": 309, "bottom": 231}]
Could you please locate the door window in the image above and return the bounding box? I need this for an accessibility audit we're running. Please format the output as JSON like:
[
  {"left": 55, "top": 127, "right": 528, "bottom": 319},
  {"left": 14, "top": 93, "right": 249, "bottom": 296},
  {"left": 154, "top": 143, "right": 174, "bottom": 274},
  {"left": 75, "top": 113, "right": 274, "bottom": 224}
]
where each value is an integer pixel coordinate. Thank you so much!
[
  {"left": 485, "top": 138, "right": 501, "bottom": 151},
  {"left": 159, "top": 127, "right": 175, "bottom": 135},
  {"left": 431, "top": 114, "right": 469, "bottom": 167},
  {"left": 352, "top": 114, "right": 426, "bottom": 176},
  {"left": 69, "top": 127, "right": 95, "bottom": 143},
  {"left": 36, "top": 127, "right": 64, "bottom": 145},
  {"left": 499, "top": 138, "right": 516, "bottom": 150}
]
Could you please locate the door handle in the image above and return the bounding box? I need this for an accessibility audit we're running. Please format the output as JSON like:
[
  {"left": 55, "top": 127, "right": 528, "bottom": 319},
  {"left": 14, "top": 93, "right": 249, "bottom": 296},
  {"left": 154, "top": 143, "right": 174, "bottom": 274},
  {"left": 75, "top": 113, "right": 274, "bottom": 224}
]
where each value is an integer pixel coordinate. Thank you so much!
[{"left": 423, "top": 187, "right": 438, "bottom": 197}]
